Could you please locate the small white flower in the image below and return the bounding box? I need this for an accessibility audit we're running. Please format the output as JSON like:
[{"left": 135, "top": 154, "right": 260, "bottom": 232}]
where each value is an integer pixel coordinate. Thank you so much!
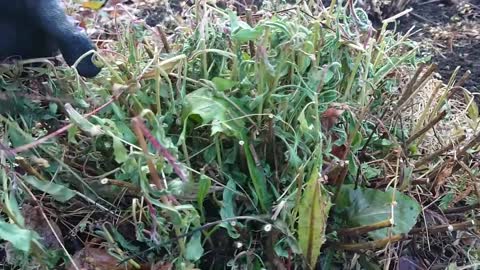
[{"left": 234, "top": 241, "right": 243, "bottom": 249}]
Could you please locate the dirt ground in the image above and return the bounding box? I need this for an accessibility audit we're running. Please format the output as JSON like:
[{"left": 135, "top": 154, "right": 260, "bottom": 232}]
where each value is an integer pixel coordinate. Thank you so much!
[{"left": 396, "top": 0, "right": 480, "bottom": 93}]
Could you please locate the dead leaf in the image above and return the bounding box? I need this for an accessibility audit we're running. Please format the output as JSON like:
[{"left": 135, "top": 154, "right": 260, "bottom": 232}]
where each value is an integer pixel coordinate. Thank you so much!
[
  {"left": 321, "top": 105, "right": 346, "bottom": 132},
  {"left": 21, "top": 204, "right": 63, "bottom": 250},
  {"left": 451, "top": 185, "right": 473, "bottom": 206},
  {"left": 431, "top": 160, "right": 455, "bottom": 197},
  {"left": 67, "top": 246, "right": 133, "bottom": 270},
  {"left": 331, "top": 144, "right": 347, "bottom": 160}
]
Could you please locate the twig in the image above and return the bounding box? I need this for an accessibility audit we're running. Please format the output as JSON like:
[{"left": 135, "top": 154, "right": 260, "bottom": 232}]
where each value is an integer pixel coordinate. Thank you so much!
[
  {"left": 100, "top": 178, "right": 141, "bottom": 194},
  {"left": 457, "top": 131, "right": 480, "bottom": 159},
  {"left": 131, "top": 118, "right": 173, "bottom": 205},
  {"left": 457, "top": 161, "right": 480, "bottom": 211},
  {"left": 155, "top": 25, "right": 170, "bottom": 53},
  {"left": 406, "top": 110, "right": 447, "bottom": 145},
  {"left": 132, "top": 116, "right": 188, "bottom": 182},
  {"left": 410, "top": 220, "right": 477, "bottom": 234},
  {"left": 332, "top": 234, "right": 405, "bottom": 251},
  {"left": 414, "top": 134, "right": 466, "bottom": 168},
  {"left": 332, "top": 219, "right": 479, "bottom": 251},
  {"left": 337, "top": 219, "right": 392, "bottom": 237},
  {"left": 410, "top": 12, "right": 438, "bottom": 25},
  {"left": 332, "top": 161, "right": 349, "bottom": 204},
  {"left": 443, "top": 203, "right": 480, "bottom": 214},
  {"left": 245, "top": 9, "right": 256, "bottom": 57},
  {"left": 454, "top": 70, "right": 471, "bottom": 88}
]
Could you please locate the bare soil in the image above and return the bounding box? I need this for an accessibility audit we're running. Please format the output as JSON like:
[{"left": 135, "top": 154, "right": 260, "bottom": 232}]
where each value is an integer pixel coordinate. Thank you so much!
[{"left": 396, "top": 0, "right": 480, "bottom": 92}]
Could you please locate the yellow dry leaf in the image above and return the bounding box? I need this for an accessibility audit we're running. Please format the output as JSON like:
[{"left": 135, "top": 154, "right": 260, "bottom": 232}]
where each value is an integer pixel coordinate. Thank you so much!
[{"left": 82, "top": 0, "right": 106, "bottom": 10}]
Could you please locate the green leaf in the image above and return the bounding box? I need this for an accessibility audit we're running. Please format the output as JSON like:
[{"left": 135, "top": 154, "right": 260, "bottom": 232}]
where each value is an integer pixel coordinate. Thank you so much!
[
  {"left": 67, "top": 125, "right": 79, "bottom": 144},
  {"left": 64, "top": 103, "right": 103, "bottom": 137},
  {"left": 374, "top": 138, "right": 393, "bottom": 148},
  {"left": 351, "top": 130, "right": 363, "bottom": 151},
  {"left": 360, "top": 164, "right": 381, "bottom": 180},
  {"left": 399, "top": 165, "right": 414, "bottom": 191},
  {"left": 111, "top": 228, "right": 139, "bottom": 252},
  {"left": 8, "top": 127, "right": 32, "bottom": 148},
  {"left": 228, "top": 12, "right": 264, "bottom": 43},
  {"left": 219, "top": 179, "right": 240, "bottom": 239},
  {"left": 297, "top": 109, "right": 313, "bottom": 134},
  {"left": 112, "top": 136, "right": 128, "bottom": 163},
  {"left": 185, "top": 231, "right": 204, "bottom": 262},
  {"left": 439, "top": 192, "right": 455, "bottom": 210},
  {"left": 3, "top": 189, "right": 25, "bottom": 227},
  {"left": 243, "top": 140, "right": 272, "bottom": 212},
  {"left": 23, "top": 176, "right": 76, "bottom": 203},
  {"left": 197, "top": 175, "right": 211, "bottom": 221},
  {"left": 48, "top": 102, "right": 58, "bottom": 115},
  {"left": 335, "top": 184, "right": 421, "bottom": 240},
  {"left": 467, "top": 98, "right": 479, "bottom": 120},
  {"left": 298, "top": 171, "right": 332, "bottom": 269},
  {"left": 180, "top": 87, "right": 245, "bottom": 144},
  {"left": 212, "top": 77, "right": 237, "bottom": 92},
  {"left": 0, "top": 220, "right": 36, "bottom": 252}
]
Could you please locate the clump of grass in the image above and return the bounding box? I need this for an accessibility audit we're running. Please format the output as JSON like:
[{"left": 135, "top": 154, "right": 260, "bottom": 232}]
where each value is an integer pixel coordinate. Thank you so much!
[{"left": 1, "top": 1, "right": 480, "bottom": 269}]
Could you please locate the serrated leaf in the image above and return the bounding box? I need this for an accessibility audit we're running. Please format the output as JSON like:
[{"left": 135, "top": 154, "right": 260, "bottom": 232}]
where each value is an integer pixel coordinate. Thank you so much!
[
  {"left": 298, "top": 172, "right": 331, "bottom": 269},
  {"left": 67, "top": 125, "right": 79, "bottom": 144},
  {"left": 0, "top": 220, "right": 36, "bottom": 252},
  {"left": 23, "top": 176, "right": 76, "bottom": 203},
  {"left": 335, "top": 184, "right": 421, "bottom": 240}
]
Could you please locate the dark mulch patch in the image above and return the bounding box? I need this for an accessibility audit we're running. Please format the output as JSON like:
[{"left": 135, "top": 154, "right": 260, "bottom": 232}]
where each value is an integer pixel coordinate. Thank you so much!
[{"left": 396, "top": 0, "right": 480, "bottom": 92}]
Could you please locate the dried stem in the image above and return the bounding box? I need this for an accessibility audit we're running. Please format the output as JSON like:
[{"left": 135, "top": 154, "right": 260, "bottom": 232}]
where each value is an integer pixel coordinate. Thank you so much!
[
  {"left": 245, "top": 9, "right": 256, "bottom": 57},
  {"left": 443, "top": 203, "right": 480, "bottom": 214},
  {"left": 337, "top": 219, "right": 392, "bottom": 237},
  {"left": 131, "top": 118, "right": 172, "bottom": 205},
  {"left": 414, "top": 134, "right": 466, "bottom": 168},
  {"left": 410, "top": 220, "right": 477, "bottom": 234},
  {"left": 406, "top": 110, "right": 447, "bottom": 145},
  {"left": 333, "top": 219, "right": 479, "bottom": 251},
  {"left": 454, "top": 70, "right": 471, "bottom": 88},
  {"left": 333, "top": 234, "right": 405, "bottom": 251},
  {"left": 456, "top": 131, "right": 480, "bottom": 159},
  {"left": 155, "top": 25, "right": 170, "bottom": 53}
]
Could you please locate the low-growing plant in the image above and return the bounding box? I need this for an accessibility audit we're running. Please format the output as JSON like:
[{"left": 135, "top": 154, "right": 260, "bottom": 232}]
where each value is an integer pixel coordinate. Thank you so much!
[{"left": 0, "top": 1, "right": 479, "bottom": 269}]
